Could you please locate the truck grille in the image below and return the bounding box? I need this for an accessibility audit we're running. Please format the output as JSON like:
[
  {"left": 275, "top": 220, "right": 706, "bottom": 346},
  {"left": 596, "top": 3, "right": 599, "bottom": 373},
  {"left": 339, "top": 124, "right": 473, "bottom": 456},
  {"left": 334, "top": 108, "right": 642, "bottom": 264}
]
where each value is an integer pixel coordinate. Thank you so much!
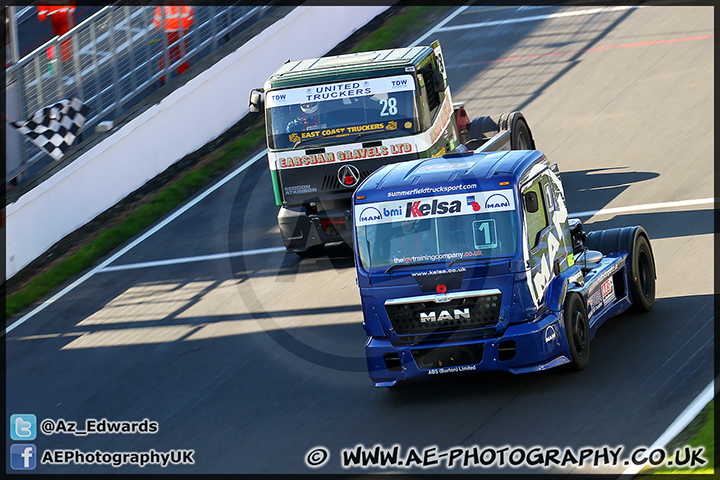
[
  {"left": 385, "top": 293, "right": 501, "bottom": 336},
  {"left": 319, "top": 167, "right": 376, "bottom": 191}
]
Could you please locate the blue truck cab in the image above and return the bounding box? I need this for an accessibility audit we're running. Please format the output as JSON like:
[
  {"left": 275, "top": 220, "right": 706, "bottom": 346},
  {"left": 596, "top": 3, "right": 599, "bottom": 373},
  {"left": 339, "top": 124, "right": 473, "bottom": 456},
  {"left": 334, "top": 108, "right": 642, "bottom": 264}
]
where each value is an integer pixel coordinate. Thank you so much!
[{"left": 352, "top": 150, "right": 656, "bottom": 387}]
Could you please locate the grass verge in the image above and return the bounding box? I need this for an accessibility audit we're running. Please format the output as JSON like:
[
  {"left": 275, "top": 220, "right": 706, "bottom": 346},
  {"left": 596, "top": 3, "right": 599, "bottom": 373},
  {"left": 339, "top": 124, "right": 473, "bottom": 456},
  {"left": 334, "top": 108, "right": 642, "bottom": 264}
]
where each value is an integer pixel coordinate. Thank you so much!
[
  {"left": 638, "top": 400, "right": 714, "bottom": 476},
  {"left": 5, "top": 5, "right": 453, "bottom": 319},
  {"left": 351, "top": 5, "right": 449, "bottom": 52}
]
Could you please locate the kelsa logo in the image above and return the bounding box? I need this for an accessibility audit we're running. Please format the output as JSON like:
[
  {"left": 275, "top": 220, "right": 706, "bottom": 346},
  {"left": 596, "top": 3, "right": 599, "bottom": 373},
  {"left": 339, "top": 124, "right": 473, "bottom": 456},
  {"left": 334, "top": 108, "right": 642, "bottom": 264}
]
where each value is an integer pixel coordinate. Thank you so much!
[
  {"left": 359, "top": 207, "right": 382, "bottom": 222},
  {"left": 406, "top": 199, "right": 462, "bottom": 217},
  {"left": 485, "top": 193, "right": 510, "bottom": 209}
]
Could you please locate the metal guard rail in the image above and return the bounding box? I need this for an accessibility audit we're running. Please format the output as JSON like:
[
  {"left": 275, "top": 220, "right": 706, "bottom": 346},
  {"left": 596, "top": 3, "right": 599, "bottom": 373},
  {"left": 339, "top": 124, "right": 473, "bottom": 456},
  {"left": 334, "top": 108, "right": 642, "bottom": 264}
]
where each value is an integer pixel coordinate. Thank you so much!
[{"left": 6, "top": 4, "right": 269, "bottom": 184}]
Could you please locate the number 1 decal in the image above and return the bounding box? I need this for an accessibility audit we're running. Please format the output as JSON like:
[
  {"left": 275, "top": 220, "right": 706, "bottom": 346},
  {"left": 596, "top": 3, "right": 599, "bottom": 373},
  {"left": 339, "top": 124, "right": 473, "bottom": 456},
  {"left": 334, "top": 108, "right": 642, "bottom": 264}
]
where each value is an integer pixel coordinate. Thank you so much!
[{"left": 473, "top": 219, "right": 498, "bottom": 249}]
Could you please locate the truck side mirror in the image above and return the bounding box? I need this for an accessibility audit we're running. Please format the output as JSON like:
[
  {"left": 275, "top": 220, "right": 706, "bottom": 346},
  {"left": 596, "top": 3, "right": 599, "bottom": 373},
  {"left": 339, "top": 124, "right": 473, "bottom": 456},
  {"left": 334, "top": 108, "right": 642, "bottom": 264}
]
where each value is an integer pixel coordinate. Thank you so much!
[
  {"left": 249, "top": 89, "right": 264, "bottom": 113},
  {"left": 524, "top": 191, "right": 539, "bottom": 213}
]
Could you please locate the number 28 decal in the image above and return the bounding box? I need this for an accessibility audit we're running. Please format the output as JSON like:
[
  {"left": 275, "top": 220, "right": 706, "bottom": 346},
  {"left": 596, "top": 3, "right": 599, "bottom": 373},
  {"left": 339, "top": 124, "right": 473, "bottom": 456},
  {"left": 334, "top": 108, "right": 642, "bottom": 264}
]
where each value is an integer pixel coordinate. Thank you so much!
[{"left": 379, "top": 97, "right": 398, "bottom": 116}]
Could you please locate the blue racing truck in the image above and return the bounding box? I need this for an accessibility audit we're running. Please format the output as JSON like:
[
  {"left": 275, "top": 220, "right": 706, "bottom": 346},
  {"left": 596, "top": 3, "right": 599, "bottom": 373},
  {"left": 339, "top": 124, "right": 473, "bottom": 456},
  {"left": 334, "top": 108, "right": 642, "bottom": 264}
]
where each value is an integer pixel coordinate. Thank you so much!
[{"left": 352, "top": 149, "right": 656, "bottom": 387}]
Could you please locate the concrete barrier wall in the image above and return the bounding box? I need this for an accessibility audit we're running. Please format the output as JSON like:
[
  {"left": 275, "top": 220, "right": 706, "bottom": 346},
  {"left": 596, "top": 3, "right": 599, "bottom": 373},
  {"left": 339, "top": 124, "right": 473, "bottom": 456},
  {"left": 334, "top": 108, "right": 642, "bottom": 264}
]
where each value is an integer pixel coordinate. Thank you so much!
[{"left": 6, "top": 5, "right": 389, "bottom": 279}]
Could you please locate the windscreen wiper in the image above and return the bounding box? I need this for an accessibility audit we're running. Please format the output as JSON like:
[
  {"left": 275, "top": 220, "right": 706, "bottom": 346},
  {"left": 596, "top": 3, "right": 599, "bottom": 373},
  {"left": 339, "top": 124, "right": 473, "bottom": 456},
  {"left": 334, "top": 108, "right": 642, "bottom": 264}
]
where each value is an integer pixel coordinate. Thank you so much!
[
  {"left": 448, "top": 258, "right": 491, "bottom": 268},
  {"left": 353, "top": 131, "right": 393, "bottom": 144},
  {"left": 385, "top": 261, "right": 433, "bottom": 274},
  {"left": 292, "top": 135, "right": 326, "bottom": 149}
]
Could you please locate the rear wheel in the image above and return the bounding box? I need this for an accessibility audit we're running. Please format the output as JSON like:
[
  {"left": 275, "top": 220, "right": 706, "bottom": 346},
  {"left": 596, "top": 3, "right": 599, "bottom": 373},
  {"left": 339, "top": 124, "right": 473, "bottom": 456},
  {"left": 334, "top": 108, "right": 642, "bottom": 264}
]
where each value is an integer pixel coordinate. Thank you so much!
[
  {"left": 585, "top": 227, "right": 656, "bottom": 313},
  {"left": 564, "top": 293, "right": 590, "bottom": 371},
  {"left": 629, "top": 236, "right": 656, "bottom": 312},
  {"left": 511, "top": 117, "right": 533, "bottom": 150}
]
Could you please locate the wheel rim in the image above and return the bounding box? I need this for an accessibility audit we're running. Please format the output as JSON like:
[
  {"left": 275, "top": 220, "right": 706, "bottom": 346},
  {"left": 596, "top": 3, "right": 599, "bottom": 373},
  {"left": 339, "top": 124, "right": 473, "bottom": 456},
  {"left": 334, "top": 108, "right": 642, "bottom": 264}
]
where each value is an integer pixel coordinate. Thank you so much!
[
  {"left": 517, "top": 131, "right": 529, "bottom": 149},
  {"left": 572, "top": 310, "right": 588, "bottom": 354}
]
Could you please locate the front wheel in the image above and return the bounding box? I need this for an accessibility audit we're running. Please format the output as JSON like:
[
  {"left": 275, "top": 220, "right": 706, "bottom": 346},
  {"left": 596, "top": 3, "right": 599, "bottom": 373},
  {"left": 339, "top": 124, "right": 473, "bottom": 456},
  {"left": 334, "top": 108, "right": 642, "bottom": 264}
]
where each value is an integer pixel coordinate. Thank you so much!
[
  {"left": 629, "top": 236, "right": 656, "bottom": 312},
  {"left": 564, "top": 293, "right": 590, "bottom": 371}
]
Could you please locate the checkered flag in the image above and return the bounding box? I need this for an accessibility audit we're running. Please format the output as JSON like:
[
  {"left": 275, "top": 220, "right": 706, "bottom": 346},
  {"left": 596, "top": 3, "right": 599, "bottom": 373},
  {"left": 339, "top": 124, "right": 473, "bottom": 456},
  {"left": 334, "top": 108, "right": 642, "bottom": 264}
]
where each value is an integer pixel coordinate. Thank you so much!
[{"left": 10, "top": 98, "right": 90, "bottom": 161}]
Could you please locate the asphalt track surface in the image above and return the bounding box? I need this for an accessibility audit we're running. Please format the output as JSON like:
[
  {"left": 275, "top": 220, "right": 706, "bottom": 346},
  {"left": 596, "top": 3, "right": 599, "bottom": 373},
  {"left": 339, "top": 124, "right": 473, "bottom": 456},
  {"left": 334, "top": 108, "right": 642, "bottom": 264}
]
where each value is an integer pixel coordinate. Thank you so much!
[{"left": 5, "top": 6, "right": 714, "bottom": 474}]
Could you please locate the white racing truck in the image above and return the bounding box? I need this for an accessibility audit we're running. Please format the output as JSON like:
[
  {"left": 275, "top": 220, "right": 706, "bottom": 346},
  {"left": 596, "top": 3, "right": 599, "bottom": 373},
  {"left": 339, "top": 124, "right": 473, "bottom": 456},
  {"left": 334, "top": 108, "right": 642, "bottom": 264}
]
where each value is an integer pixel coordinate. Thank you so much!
[{"left": 250, "top": 41, "right": 535, "bottom": 255}]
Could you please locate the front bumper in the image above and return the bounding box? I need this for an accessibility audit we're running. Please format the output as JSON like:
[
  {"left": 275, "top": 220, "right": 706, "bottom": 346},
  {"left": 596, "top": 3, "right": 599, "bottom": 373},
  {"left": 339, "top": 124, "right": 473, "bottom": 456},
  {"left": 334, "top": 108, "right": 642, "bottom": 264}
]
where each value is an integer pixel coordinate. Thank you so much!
[{"left": 365, "top": 312, "right": 570, "bottom": 387}]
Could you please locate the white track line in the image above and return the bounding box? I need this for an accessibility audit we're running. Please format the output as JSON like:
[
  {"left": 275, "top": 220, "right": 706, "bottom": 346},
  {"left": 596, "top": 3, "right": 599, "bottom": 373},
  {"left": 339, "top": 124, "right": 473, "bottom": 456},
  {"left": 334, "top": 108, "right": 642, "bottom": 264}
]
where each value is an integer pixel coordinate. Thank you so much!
[
  {"left": 436, "top": 6, "right": 639, "bottom": 33},
  {"left": 99, "top": 247, "right": 286, "bottom": 272},
  {"left": 408, "top": 3, "right": 472, "bottom": 48},
  {"left": 63, "top": 196, "right": 715, "bottom": 274},
  {"left": 5, "top": 148, "right": 269, "bottom": 335},
  {"left": 620, "top": 380, "right": 715, "bottom": 477},
  {"left": 570, "top": 197, "right": 715, "bottom": 218}
]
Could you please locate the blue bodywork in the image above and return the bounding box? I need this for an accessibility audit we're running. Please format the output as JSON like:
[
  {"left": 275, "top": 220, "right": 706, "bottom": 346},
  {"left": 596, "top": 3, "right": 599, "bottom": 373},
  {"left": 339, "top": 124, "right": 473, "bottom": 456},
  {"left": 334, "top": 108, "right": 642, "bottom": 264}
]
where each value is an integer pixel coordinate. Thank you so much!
[{"left": 352, "top": 150, "right": 638, "bottom": 387}]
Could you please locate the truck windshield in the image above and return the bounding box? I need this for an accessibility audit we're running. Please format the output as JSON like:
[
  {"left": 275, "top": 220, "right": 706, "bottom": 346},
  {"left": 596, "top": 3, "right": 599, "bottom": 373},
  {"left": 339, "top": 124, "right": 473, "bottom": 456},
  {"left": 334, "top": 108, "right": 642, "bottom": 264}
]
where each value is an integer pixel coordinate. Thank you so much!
[
  {"left": 266, "top": 74, "right": 417, "bottom": 150},
  {"left": 356, "top": 210, "right": 519, "bottom": 269}
]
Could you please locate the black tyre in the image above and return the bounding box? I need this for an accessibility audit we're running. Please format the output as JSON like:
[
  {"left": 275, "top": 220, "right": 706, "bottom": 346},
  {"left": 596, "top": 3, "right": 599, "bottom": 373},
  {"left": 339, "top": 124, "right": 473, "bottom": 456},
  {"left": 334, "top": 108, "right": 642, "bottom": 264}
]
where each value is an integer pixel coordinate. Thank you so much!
[
  {"left": 585, "top": 226, "right": 656, "bottom": 313},
  {"left": 564, "top": 293, "right": 590, "bottom": 371},
  {"left": 511, "top": 117, "right": 533, "bottom": 150},
  {"left": 585, "top": 227, "right": 629, "bottom": 255},
  {"left": 629, "top": 235, "right": 656, "bottom": 312}
]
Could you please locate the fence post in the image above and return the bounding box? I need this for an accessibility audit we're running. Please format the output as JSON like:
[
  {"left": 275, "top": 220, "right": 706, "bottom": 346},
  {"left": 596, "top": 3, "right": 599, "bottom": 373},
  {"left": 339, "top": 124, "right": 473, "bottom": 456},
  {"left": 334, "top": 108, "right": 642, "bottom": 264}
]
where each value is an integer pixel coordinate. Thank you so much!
[
  {"left": 109, "top": 7, "right": 122, "bottom": 115},
  {"left": 210, "top": 6, "right": 218, "bottom": 49},
  {"left": 55, "top": 37, "right": 66, "bottom": 100},
  {"left": 160, "top": 6, "right": 170, "bottom": 83},
  {"left": 88, "top": 18, "right": 102, "bottom": 117},
  {"left": 71, "top": 28, "right": 84, "bottom": 101},
  {"left": 32, "top": 54, "right": 44, "bottom": 108},
  {"left": 123, "top": 6, "right": 138, "bottom": 93},
  {"left": 143, "top": 6, "right": 154, "bottom": 83}
]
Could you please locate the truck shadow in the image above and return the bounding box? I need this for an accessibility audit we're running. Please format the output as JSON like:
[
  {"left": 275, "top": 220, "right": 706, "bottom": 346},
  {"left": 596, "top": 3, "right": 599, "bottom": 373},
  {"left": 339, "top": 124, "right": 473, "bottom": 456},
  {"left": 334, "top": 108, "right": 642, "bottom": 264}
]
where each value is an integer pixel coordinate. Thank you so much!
[
  {"left": 559, "top": 167, "right": 660, "bottom": 214},
  {"left": 378, "top": 293, "right": 712, "bottom": 410},
  {"left": 582, "top": 208, "right": 714, "bottom": 240}
]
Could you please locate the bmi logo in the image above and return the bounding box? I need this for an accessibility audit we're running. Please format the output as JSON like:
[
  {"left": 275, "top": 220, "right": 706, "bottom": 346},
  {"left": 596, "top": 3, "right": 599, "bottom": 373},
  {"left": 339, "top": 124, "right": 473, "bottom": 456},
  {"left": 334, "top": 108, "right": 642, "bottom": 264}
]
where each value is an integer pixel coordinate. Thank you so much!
[{"left": 383, "top": 206, "right": 402, "bottom": 217}]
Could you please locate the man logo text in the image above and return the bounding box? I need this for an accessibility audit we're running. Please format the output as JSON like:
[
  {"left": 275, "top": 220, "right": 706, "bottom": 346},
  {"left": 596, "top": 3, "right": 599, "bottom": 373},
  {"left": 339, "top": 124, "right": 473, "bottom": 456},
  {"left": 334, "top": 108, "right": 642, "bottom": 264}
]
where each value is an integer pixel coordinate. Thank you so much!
[
  {"left": 359, "top": 207, "right": 382, "bottom": 222},
  {"left": 419, "top": 308, "right": 470, "bottom": 323},
  {"left": 485, "top": 194, "right": 510, "bottom": 209}
]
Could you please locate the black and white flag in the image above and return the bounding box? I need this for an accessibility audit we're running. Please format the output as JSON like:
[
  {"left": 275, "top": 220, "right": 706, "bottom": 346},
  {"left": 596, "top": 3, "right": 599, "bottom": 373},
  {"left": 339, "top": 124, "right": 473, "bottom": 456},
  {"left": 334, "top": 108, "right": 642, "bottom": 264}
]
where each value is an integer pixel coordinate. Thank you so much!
[{"left": 10, "top": 98, "right": 90, "bottom": 161}]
